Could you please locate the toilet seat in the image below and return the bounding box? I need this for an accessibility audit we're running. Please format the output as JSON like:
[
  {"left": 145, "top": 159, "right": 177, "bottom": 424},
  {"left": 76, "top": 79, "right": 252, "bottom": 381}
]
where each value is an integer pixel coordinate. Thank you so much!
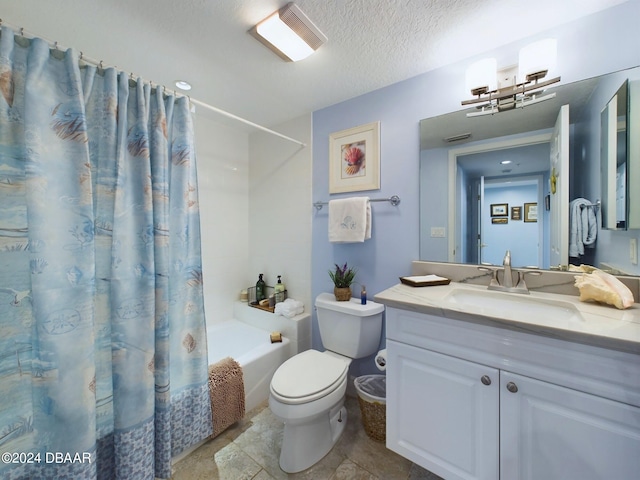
[{"left": 271, "top": 350, "right": 349, "bottom": 405}]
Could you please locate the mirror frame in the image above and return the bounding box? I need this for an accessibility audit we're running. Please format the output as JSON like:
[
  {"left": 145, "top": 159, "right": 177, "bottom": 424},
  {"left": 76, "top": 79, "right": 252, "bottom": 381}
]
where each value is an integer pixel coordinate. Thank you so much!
[{"left": 601, "top": 80, "right": 628, "bottom": 230}]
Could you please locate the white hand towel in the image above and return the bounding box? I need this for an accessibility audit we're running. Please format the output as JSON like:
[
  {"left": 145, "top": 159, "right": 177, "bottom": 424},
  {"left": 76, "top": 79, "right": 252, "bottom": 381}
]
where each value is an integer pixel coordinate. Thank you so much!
[{"left": 328, "top": 197, "right": 371, "bottom": 243}]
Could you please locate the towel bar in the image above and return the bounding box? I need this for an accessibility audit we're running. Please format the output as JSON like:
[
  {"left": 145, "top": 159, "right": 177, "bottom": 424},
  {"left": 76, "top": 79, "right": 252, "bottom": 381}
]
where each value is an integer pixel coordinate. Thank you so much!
[
  {"left": 578, "top": 199, "right": 600, "bottom": 209},
  {"left": 313, "top": 195, "right": 401, "bottom": 211}
]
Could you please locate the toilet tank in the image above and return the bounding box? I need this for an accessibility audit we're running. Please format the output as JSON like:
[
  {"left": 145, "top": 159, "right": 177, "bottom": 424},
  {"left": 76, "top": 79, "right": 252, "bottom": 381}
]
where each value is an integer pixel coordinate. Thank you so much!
[{"left": 315, "top": 292, "right": 384, "bottom": 359}]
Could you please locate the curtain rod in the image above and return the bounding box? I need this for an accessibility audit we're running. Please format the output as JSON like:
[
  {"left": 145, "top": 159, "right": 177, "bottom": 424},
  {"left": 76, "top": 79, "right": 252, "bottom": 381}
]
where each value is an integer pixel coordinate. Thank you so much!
[{"left": 0, "top": 20, "right": 307, "bottom": 148}]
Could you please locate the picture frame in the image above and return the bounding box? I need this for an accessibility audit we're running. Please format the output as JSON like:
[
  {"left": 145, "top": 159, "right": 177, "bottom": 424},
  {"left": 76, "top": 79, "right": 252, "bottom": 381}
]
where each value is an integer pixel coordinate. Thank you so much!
[
  {"left": 492, "top": 217, "right": 508, "bottom": 225},
  {"left": 511, "top": 206, "right": 522, "bottom": 221},
  {"left": 329, "top": 121, "right": 380, "bottom": 194},
  {"left": 490, "top": 203, "right": 508, "bottom": 217},
  {"left": 524, "top": 202, "right": 538, "bottom": 222}
]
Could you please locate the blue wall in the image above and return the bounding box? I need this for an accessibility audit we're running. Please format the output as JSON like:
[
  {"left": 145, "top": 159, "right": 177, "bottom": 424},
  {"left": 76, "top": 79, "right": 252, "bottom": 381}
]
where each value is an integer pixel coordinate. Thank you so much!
[
  {"left": 311, "top": 1, "right": 640, "bottom": 375},
  {"left": 483, "top": 182, "right": 540, "bottom": 267}
]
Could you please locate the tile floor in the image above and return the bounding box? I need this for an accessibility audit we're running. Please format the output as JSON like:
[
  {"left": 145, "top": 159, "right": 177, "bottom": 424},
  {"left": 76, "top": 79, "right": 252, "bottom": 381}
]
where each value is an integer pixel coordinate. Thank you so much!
[{"left": 172, "top": 395, "right": 443, "bottom": 480}]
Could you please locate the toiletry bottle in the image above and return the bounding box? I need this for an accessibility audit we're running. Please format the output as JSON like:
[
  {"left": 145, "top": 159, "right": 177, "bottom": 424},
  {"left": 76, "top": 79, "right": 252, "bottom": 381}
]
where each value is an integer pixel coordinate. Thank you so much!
[
  {"left": 274, "top": 275, "right": 286, "bottom": 304},
  {"left": 361, "top": 285, "right": 367, "bottom": 305},
  {"left": 256, "top": 274, "right": 266, "bottom": 302}
]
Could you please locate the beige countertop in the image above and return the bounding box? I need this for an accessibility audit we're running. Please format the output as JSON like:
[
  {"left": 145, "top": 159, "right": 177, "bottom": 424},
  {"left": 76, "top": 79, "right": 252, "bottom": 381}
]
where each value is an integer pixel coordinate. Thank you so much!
[{"left": 375, "top": 281, "right": 640, "bottom": 354}]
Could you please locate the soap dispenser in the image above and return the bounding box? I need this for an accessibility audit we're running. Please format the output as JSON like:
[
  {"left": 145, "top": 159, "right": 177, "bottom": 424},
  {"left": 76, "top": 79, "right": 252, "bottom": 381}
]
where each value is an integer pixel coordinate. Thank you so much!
[
  {"left": 274, "top": 275, "right": 286, "bottom": 304},
  {"left": 256, "top": 274, "right": 266, "bottom": 302},
  {"left": 361, "top": 285, "right": 367, "bottom": 305}
]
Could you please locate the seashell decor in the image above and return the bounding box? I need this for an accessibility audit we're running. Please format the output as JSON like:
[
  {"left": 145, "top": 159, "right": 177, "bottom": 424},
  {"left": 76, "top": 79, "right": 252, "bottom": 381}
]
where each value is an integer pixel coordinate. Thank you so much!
[{"left": 574, "top": 268, "right": 635, "bottom": 310}]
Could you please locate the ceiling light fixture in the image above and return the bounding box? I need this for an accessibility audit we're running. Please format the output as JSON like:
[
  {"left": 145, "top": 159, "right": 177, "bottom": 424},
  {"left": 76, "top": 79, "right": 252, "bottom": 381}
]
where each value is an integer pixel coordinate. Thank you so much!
[
  {"left": 249, "top": 2, "right": 327, "bottom": 62},
  {"left": 175, "top": 80, "right": 192, "bottom": 91},
  {"left": 462, "top": 39, "right": 560, "bottom": 117},
  {"left": 501, "top": 160, "right": 512, "bottom": 165}
]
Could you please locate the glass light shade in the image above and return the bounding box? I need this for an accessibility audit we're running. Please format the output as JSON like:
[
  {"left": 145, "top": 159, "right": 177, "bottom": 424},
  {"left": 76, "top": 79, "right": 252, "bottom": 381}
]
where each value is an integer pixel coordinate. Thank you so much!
[
  {"left": 519, "top": 39, "right": 557, "bottom": 82},
  {"left": 465, "top": 58, "right": 497, "bottom": 94},
  {"left": 256, "top": 12, "right": 315, "bottom": 62}
]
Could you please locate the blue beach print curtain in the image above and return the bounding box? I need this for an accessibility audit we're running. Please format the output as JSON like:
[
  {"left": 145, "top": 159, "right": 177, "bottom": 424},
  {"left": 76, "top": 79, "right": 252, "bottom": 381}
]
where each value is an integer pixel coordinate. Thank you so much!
[{"left": 0, "top": 27, "right": 212, "bottom": 479}]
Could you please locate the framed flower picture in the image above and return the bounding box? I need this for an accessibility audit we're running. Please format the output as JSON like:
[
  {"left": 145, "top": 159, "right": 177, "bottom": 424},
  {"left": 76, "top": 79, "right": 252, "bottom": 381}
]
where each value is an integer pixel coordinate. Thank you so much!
[{"left": 329, "top": 121, "right": 380, "bottom": 194}]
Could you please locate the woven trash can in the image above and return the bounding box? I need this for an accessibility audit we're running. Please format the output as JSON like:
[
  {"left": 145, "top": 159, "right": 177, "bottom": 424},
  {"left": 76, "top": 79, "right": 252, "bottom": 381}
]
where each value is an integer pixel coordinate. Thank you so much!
[{"left": 354, "top": 374, "right": 386, "bottom": 442}]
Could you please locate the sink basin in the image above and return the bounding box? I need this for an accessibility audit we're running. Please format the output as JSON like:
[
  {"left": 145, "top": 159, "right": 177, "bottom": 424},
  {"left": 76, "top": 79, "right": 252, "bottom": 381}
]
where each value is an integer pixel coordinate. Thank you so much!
[{"left": 444, "top": 288, "right": 585, "bottom": 324}]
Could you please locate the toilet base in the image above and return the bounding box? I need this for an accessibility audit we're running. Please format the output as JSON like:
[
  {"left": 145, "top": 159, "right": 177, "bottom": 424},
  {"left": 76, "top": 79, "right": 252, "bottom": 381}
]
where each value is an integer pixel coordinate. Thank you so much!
[{"left": 278, "top": 401, "right": 347, "bottom": 473}]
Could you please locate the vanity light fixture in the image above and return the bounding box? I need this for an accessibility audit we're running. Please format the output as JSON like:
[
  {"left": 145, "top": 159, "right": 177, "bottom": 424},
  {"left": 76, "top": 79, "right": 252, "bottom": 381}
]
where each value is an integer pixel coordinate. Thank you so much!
[
  {"left": 249, "top": 2, "right": 327, "bottom": 62},
  {"left": 463, "top": 39, "right": 560, "bottom": 117}
]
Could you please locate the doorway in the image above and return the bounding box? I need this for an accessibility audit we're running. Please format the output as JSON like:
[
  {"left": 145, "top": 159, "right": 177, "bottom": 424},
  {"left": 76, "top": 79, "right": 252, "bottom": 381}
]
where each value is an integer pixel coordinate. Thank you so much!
[{"left": 448, "top": 133, "right": 552, "bottom": 268}]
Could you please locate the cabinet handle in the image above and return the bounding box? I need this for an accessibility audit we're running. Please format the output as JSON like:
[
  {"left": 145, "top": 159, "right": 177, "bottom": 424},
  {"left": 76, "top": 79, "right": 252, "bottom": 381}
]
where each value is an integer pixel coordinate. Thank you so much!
[
  {"left": 506, "top": 382, "right": 518, "bottom": 393},
  {"left": 481, "top": 375, "right": 492, "bottom": 386}
]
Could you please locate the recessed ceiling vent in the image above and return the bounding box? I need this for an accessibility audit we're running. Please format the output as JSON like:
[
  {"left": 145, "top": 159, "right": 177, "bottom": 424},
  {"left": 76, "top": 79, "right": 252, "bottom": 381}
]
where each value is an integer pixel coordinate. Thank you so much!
[
  {"left": 250, "top": 2, "right": 327, "bottom": 62},
  {"left": 279, "top": 3, "right": 326, "bottom": 51},
  {"left": 444, "top": 132, "right": 472, "bottom": 143}
]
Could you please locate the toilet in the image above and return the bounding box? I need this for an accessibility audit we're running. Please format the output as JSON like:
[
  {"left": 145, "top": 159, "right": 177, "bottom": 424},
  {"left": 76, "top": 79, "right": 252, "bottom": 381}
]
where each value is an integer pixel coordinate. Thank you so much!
[{"left": 269, "top": 292, "right": 384, "bottom": 473}]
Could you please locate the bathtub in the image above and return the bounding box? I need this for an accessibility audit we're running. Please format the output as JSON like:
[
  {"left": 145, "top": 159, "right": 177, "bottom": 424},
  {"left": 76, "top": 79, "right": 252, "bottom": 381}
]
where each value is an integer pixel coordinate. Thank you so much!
[{"left": 206, "top": 318, "right": 291, "bottom": 413}]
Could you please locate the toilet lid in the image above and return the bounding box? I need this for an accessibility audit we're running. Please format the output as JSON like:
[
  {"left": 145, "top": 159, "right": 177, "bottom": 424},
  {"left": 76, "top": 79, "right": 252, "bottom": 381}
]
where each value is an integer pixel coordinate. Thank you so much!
[{"left": 271, "top": 350, "right": 349, "bottom": 401}]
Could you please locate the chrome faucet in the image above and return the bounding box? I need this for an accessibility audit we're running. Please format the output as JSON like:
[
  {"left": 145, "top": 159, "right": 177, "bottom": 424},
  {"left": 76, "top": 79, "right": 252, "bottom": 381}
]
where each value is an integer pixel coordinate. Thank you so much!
[
  {"left": 501, "top": 250, "right": 514, "bottom": 288},
  {"left": 477, "top": 250, "right": 541, "bottom": 294}
]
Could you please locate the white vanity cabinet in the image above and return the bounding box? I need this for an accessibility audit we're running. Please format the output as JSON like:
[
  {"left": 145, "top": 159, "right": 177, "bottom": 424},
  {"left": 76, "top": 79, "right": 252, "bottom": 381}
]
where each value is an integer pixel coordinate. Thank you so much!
[
  {"left": 500, "top": 371, "right": 640, "bottom": 479},
  {"left": 385, "top": 306, "right": 640, "bottom": 480},
  {"left": 387, "top": 340, "right": 499, "bottom": 480}
]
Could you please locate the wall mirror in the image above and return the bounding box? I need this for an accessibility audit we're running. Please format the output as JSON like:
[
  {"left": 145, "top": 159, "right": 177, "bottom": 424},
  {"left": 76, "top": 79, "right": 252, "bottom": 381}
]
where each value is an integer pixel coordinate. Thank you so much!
[
  {"left": 420, "top": 65, "right": 640, "bottom": 274},
  {"left": 601, "top": 79, "right": 640, "bottom": 231}
]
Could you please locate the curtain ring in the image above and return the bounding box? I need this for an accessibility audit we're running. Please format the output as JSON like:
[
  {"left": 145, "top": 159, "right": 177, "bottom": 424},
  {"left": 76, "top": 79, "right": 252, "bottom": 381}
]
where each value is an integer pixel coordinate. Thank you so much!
[
  {"left": 99, "top": 61, "right": 104, "bottom": 69},
  {"left": 54, "top": 41, "right": 59, "bottom": 50},
  {"left": 20, "top": 27, "right": 24, "bottom": 36},
  {"left": 79, "top": 51, "right": 83, "bottom": 61}
]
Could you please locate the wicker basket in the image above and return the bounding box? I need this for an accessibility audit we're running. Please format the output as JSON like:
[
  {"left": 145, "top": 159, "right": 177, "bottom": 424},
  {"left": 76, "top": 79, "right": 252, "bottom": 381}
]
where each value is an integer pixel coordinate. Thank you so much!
[
  {"left": 333, "top": 286, "right": 352, "bottom": 301},
  {"left": 354, "top": 375, "right": 386, "bottom": 442},
  {"left": 357, "top": 395, "right": 386, "bottom": 442}
]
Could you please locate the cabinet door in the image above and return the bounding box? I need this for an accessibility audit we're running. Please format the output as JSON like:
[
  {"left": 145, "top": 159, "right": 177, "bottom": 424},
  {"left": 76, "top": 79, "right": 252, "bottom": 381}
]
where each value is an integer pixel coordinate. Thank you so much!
[
  {"left": 387, "top": 340, "right": 499, "bottom": 480},
  {"left": 501, "top": 371, "right": 640, "bottom": 480}
]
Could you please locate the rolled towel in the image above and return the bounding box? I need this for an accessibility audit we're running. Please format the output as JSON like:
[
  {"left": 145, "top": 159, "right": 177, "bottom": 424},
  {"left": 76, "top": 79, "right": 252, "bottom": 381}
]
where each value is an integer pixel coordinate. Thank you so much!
[{"left": 274, "top": 298, "right": 304, "bottom": 318}]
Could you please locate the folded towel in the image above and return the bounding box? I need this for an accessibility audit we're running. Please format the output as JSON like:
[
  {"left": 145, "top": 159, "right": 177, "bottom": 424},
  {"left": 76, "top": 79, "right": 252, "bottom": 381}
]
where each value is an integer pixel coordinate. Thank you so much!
[
  {"left": 569, "top": 198, "right": 598, "bottom": 258},
  {"left": 328, "top": 197, "right": 371, "bottom": 243},
  {"left": 208, "top": 357, "right": 245, "bottom": 438},
  {"left": 274, "top": 298, "right": 304, "bottom": 318}
]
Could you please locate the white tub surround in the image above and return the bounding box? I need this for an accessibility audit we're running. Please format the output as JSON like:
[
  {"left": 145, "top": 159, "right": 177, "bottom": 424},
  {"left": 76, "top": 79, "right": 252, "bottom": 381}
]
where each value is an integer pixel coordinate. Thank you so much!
[
  {"left": 233, "top": 301, "right": 311, "bottom": 357},
  {"left": 375, "top": 281, "right": 640, "bottom": 480}
]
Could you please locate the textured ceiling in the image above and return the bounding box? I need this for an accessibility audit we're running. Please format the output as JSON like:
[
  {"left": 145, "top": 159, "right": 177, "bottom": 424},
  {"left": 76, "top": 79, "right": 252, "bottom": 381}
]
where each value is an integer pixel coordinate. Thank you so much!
[{"left": 0, "top": 0, "right": 629, "bottom": 130}]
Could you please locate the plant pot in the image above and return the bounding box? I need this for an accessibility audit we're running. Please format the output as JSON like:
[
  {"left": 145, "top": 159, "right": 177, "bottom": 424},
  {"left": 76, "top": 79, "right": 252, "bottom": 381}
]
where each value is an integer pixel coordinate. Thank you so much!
[{"left": 334, "top": 286, "right": 352, "bottom": 301}]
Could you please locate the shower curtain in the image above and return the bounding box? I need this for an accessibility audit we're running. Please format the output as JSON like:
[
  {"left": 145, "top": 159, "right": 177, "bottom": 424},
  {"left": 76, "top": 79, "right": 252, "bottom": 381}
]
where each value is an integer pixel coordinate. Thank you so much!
[{"left": 0, "top": 27, "right": 212, "bottom": 479}]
